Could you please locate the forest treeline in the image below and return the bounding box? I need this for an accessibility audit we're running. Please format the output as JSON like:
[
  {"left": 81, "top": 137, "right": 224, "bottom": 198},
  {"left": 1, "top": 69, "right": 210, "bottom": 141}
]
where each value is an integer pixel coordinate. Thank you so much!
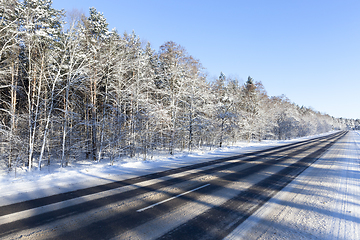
[{"left": 0, "top": 0, "right": 357, "bottom": 171}]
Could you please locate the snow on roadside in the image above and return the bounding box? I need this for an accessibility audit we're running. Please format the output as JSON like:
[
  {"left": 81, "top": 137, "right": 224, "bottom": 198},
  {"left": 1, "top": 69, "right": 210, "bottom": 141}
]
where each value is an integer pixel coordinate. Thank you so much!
[
  {"left": 0, "top": 132, "right": 335, "bottom": 207},
  {"left": 225, "top": 131, "right": 360, "bottom": 240}
]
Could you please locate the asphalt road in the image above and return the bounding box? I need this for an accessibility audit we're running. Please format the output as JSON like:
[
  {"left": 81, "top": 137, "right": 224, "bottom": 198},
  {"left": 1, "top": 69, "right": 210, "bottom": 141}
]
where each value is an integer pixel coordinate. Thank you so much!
[{"left": 0, "top": 131, "right": 347, "bottom": 240}]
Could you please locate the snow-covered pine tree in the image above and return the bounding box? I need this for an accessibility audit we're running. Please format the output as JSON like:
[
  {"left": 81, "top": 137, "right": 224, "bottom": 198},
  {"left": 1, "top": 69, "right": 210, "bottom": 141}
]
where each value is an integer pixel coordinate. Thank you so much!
[
  {"left": 241, "top": 76, "right": 260, "bottom": 142},
  {"left": 81, "top": 7, "right": 109, "bottom": 161}
]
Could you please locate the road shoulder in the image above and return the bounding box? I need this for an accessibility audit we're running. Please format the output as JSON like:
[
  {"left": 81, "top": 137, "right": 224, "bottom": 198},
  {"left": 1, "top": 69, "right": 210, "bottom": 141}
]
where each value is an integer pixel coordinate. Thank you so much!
[{"left": 225, "top": 131, "right": 360, "bottom": 240}]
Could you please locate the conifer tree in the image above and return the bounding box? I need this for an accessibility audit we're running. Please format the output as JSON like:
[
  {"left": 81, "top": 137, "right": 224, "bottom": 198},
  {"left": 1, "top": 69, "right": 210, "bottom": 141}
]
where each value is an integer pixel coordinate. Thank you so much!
[{"left": 81, "top": 7, "right": 109, "bottom": 161}]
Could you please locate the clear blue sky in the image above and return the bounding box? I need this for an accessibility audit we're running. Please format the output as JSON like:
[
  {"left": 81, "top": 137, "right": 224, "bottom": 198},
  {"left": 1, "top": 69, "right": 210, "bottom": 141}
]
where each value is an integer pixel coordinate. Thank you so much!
[{"left": 52, "top": 0, "right": 360, "bottom": 119}]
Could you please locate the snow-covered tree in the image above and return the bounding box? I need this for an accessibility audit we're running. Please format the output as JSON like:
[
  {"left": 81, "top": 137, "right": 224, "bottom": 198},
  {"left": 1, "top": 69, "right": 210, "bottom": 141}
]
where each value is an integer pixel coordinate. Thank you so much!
[
  {"left": 210, "top": 73, "right": 240, "bottom": 147},
  {"left": 241, "top": 76, "right": 260, "bottom": 141},
  {"left": 80, "top": 7, "right": 109, "bottom": 161},
  {"left": 19, "top": 0, "right": 64, "bottom": 170},
  {"left": 0, "top": 0, "right": 22, "bottom": 169},
  {"left": 156, "top": 41, "right": 198, "bottom": 154},
  {"left": 0, "top": 0, "right": 350, "bottom": 173}
]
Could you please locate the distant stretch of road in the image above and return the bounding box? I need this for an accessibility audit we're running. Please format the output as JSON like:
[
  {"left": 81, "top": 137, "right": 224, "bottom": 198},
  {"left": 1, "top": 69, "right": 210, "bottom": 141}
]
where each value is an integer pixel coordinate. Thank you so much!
[{"left": 0, "top": 131, "right": 347, "bottom": 240}]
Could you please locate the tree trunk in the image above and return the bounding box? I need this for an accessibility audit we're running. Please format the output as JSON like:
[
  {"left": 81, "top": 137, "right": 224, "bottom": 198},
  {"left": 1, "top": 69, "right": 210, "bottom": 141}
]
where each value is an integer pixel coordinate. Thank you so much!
[
  {"left": 61, "top": 79, "right": 69, "bottom": 167},
  {"left": 9, "top": 61, "right": 17, "bottom": 169}
]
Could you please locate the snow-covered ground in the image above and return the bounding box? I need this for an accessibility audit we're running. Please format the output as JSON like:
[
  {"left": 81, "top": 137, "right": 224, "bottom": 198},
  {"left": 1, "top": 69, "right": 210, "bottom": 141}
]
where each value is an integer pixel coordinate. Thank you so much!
[
  {"left": 0, "top": 132, "right": 334, "bottom": 207},
  {"left": 226, "top": 130, "right": 360, "bottom": 240}
]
